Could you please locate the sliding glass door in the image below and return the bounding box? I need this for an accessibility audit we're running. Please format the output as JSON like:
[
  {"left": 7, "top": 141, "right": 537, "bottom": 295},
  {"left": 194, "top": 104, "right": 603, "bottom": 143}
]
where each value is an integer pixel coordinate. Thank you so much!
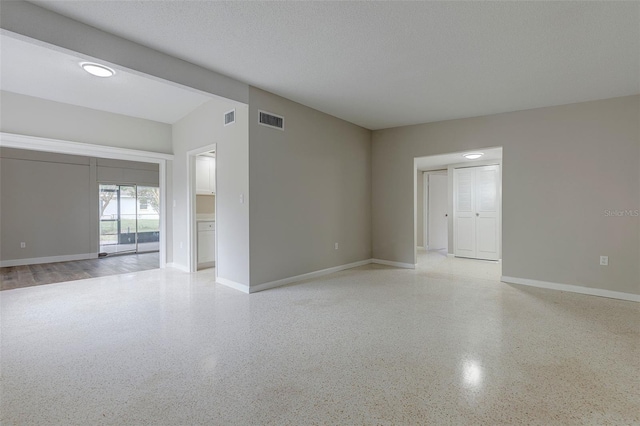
[
  {"left": 135, "top": 186, "right": 160, "bottom": 253},
  {"left": 99, "top": 184, "right": 160, "bottom": 255}
]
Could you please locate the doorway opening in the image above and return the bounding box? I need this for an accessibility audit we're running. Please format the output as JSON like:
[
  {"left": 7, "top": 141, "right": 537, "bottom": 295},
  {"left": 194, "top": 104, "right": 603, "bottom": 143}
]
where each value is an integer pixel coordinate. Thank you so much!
[
  {"left": 187, "top": 144, "right": 217, "bottom": 274},
  {"left": 423, "top": 171, "right": 448, "bottom": 254},
  {"left": 414, "top": 147, "right": 503, "bottom": 278},
  {"left": 99, "top": 184, "right": 160, "bottom": 255},
  {"left": 194, "top": 151, "right": 216, "bottom": 270}
]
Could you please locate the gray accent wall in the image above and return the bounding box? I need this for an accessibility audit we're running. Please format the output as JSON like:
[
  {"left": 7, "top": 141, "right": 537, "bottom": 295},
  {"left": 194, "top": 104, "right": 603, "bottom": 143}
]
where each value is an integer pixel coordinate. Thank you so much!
[
  {"left": 373, "top": 95, "right": 640, "bottom": 295},
  {"left": 248, "top": 87, "right": 372, "bottom": 287},
  {"left": 0, "top": 149, "right": 92, "bottom": 261},
  {"left": 0, "top": 148, "right": 159, "bottom": 263}
]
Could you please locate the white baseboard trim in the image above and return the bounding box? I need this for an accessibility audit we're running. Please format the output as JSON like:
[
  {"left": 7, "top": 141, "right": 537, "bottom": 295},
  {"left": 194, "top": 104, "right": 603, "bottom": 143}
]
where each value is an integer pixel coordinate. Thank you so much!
[
  {"left": 165, "top": 262, "right": 190, "bottom": 273},
  {"left": 216, "top": 277, "right": 250, "bottom": 294},
  {"left": 501, "top": 276, "right": 640, "bottom": 303},
  {"left": 447, "top": 253, "right": 455, "bottom": 258},
  {"left": 197, "top": 261, "right": 215, "bottom": 270},
  {"left": 249, "top": 259, "right": 373, "bottom": 293},
  {"left": 0, "top": 253, "right": 97, "bottom": 267},
  {"left": 371, "top": 258, "right": 416, "bottom": 269}
]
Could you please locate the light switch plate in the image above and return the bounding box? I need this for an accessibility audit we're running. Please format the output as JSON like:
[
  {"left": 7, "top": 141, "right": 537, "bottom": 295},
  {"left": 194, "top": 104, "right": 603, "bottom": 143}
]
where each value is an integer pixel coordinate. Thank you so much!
[{"left": 600, "top": 256, "right": 608, "bottom": 266}]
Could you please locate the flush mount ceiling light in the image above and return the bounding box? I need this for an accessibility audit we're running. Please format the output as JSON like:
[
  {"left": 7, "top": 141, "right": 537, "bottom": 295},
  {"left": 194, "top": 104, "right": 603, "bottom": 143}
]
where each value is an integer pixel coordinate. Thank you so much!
[
  {"left": 80, "top": 62, "right": 115, "bottom": 78},
  {"left": 463, "top": 152, "right": 484, "bottom": 160}
]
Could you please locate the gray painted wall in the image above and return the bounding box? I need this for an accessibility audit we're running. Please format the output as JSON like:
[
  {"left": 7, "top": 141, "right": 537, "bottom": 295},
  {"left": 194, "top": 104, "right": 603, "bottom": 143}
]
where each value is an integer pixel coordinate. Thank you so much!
[
  {"left": 0, "top": 149, "right": 91, "bottom": 261},
  {"left": 1, "top": 91, "right": 172, "bottom": 154},
  {"left": 0, "top": 148, "right": 159, "bottom": 262},
  {"left": 172, "top": 99, "right": 250, "bottom": 285},
  {"left": 97, "top": 158, "right": 160, "bottom": 186},
  {"left": 373, "top": 95, "right": 640, "bottom": 295},
  {"left": 248, "top": 87, "right": 372, "bottom": 286}
]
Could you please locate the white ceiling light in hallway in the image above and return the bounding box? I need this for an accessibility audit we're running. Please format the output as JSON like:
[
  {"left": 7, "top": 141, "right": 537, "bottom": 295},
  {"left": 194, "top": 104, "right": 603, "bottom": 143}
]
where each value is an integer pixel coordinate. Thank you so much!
[
  {"left": 80, "top": 62, "right": 115, "bottom": 78},
  {"left": 463, "top": 152, "right": 484, "bottom": 160}
]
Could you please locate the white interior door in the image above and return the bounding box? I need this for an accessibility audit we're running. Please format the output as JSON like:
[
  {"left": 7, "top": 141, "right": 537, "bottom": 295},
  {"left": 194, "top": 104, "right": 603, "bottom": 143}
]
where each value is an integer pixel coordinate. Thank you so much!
[
  {"left": 428, "top": 174, "right": 448, "bottom": 250},
  {"left": 454, "top": 165, "right": 500, "bottom": 260}
]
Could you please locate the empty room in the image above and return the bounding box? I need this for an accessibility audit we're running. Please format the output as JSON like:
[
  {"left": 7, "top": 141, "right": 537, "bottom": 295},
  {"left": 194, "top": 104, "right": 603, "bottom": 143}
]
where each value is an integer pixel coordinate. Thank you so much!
[{"left": 0, "top": 1, "right": 638, "bottom": 424}]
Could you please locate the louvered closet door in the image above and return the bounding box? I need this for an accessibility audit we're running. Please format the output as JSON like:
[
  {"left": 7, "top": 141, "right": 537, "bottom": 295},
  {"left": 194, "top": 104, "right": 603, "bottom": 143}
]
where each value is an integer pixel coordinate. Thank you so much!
[
  {"left": 475, "top": 166, "right": 500, "bottom": 260},
  {"left": 454, "top": 165, "right": 501, "bottom": 260},
  {"left": 476, "top": 166, "right": 500, "bottom": 260}
]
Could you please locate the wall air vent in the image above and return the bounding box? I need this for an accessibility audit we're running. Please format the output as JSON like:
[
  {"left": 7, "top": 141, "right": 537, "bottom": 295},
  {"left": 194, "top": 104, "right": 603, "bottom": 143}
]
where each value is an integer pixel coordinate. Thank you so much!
[
  {"left": 224, "top": 109, "right": 235, "bottom": 126},
  {"left": 258, "top": 110, "right": 284, "bottom": 130}
]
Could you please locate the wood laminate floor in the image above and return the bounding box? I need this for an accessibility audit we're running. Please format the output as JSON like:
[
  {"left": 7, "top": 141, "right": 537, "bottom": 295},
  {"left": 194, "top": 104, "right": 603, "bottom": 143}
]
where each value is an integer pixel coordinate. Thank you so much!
[{"left": 0, "top": 252, "right": 159, "bottom": 291}]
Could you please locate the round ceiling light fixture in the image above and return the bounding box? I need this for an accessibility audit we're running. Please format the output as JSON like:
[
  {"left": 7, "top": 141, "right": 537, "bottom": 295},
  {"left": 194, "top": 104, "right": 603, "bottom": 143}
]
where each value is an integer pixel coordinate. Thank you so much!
[
  {"left": 80, "top": 62, "right": 115, "bottom": 78},
  {"left": 463, "top": 152, "right": 484, "bottom": 160}
]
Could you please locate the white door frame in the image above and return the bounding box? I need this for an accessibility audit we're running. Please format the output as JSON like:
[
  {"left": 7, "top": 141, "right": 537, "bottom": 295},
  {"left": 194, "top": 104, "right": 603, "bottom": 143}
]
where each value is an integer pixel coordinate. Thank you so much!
[
  {"left": 0, "top": 132, "right": 173, "bottom": 267},
  {"left": 423, "top": 172, "right": 429, "bottom": 249},
  {"left": 414, "top": 149, "right": 503, "bottom": 266},
  {"left": 186, "top": 144, "right": 217, "bottom": 274}
]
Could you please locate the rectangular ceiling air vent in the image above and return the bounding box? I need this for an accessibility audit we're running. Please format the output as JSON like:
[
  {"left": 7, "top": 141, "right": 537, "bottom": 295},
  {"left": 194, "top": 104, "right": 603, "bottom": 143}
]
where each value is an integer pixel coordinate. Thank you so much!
[
  {"left": 224, "top": 109, "right": 235, "bottom": 126},
  {"left": 258, "top": 110, "right": 284, "bottom": 130}
]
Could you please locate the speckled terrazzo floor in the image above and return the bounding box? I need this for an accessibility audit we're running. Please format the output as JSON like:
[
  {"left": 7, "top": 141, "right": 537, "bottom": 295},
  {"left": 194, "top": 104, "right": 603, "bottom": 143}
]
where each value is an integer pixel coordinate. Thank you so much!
[{"left": 1, "top": 250, "right": 638, "bottom": 425}]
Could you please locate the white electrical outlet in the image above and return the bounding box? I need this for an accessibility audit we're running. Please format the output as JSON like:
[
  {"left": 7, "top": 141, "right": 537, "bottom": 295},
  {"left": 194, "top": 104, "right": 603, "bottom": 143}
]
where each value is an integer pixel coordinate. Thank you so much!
[
  {"left": 335, "top": 243, "right": 339, "bottom": 250},
  {"left": 239, "top": 193, "right": 244, "bottom": 204},
  {"left": 20, "top": 242, "right": 26, "bottom": 249},
  {"left": 600, "top": 256, "right": 609, "bottom": 266}
]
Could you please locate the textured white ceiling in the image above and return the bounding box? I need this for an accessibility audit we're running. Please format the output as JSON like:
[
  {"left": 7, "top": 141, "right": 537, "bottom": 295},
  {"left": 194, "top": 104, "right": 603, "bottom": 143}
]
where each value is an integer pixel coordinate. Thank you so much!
[
  {"left": 0, "top": 34, "right": 213, "bottom": 124},
  {"left": 29, "top": 1, "right": 640, "bottom": 130}
]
